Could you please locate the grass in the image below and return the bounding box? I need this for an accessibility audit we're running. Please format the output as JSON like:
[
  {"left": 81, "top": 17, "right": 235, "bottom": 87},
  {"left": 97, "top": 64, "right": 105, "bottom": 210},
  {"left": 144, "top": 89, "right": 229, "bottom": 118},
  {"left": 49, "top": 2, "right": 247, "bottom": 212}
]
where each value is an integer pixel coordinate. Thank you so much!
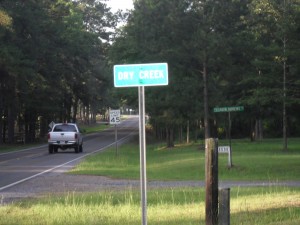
[
  {"left": 80, "top": 123, "right": 110, "bottom": 134},
  {"left": 70, "top": 138, "right": 300, "bottom": 181},
  {"left": 1, "top": 138, "right": 300, "bottom": 224},
  {"left": 0, "top": 187, "right": 299, "bottom": 225},
  {"left": 0, "top": 142, "right": 46, "bottom": 153}
]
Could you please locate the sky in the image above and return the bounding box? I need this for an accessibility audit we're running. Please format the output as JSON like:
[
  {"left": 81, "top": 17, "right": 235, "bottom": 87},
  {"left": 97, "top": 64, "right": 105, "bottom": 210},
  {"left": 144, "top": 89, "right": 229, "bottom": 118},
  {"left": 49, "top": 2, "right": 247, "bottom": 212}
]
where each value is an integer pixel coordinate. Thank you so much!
[{"left": 106, "top": 0, "right": 134, "bottom": 12}]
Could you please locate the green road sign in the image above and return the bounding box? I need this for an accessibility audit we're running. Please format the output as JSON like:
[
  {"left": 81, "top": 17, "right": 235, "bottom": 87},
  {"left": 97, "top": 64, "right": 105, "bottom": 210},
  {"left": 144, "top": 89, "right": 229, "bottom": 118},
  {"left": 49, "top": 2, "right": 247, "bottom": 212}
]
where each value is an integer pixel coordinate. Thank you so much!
[
  {"left": 213, "top": 106, "right": 244, "bottom": 113},
  {"left": 114, "top": 63, "right": 168, "bottom": 87}
]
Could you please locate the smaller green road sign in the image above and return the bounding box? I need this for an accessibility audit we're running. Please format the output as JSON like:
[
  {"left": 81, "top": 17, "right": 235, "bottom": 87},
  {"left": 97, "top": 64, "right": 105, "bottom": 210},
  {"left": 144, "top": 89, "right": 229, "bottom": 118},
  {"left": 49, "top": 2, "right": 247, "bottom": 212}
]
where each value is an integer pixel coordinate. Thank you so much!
[
  {"left": 114, "top": 63, "right": 168, "bottom": 87},
  {"left": 213, "top": 106, "right": 244, "bottom": 113}
]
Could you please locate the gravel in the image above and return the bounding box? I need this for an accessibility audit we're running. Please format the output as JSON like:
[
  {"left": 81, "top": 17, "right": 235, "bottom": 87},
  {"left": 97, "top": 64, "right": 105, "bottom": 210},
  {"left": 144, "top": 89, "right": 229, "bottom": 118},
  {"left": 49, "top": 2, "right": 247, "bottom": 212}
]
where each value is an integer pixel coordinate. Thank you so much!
[
  {"left": 0, "top": 172, "right": 203, "bottom": 205},
  {"left": 1, "top": 171, "right": 299, "bottom": 206}
]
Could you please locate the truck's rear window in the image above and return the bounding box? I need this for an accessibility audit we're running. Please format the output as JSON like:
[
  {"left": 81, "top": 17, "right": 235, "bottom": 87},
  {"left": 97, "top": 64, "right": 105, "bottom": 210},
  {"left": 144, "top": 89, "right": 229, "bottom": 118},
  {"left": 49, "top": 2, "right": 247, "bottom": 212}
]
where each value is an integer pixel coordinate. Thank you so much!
[{"left": 53, "top": 125, "right": 77, "bottom": 132}]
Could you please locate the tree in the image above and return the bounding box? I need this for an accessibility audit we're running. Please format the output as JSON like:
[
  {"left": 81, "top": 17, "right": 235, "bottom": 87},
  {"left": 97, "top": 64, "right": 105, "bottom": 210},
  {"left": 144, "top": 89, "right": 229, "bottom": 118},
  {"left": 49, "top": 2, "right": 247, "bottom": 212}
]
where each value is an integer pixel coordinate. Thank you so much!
[
  {"left": 0, "top": 0, "right": 117, "bottom": 143},
  {"left": 247, "top": 0, "right": 300, "bottom": 148},
  {"left": 111, "top": 0, "right": 240, "bottom": 145},
  {"left": 110, "top": 0, "right": 199, "bottom": 147}
]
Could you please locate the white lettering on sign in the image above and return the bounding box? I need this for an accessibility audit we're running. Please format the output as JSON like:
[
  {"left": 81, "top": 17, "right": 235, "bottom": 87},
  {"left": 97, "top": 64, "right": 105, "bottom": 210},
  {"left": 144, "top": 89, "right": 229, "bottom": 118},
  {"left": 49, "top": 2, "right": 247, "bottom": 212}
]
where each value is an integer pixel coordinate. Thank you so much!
[
  {"left": 218, "top": 146, "right": 230, "bottom": 153},
  {"left": 139, "top": 70, "right": 164, "bottom": 79},
  {"left": 114, "top": 63, "right": 168, "bottom": 87},
  {"left": 118, "top": 71, "right": 134, "bottom": 80}
]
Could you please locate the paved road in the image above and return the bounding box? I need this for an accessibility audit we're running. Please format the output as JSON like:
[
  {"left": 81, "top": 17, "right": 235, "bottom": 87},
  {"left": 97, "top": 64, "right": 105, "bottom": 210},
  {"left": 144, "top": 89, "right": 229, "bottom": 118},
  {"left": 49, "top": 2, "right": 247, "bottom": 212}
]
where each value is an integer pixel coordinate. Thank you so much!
[
  {"left": 1, "top": 116, "right": 299, "bottom": 205},
  {"left": 0, "top": 116, "right": 139, "bottom": 191}
]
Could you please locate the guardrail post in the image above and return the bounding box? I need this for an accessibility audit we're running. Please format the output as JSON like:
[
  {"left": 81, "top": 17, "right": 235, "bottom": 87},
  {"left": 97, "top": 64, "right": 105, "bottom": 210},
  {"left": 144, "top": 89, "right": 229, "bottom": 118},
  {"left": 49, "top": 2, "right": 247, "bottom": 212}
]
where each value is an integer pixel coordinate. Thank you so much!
[{"left": 219, "top": 188, "right": 230, "bottom": 225}]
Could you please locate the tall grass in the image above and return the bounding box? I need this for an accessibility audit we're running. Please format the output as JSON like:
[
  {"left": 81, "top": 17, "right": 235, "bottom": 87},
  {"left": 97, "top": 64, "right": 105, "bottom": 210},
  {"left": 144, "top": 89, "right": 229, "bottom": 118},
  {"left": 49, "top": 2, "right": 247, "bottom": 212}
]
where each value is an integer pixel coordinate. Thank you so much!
[{"left": 0, "top": 187, "right": 299, "bottom": 225}]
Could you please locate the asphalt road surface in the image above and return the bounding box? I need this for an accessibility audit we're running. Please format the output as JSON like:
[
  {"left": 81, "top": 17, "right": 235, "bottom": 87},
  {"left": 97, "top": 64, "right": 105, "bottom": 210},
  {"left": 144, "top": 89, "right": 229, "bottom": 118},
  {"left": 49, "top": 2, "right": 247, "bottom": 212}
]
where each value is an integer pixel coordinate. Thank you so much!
[
  {"left": 0, "top": 116, "right": 139, "bottom": 192},
  {"left": 1, "top": 116, "right": 299, "bottom": 205}
]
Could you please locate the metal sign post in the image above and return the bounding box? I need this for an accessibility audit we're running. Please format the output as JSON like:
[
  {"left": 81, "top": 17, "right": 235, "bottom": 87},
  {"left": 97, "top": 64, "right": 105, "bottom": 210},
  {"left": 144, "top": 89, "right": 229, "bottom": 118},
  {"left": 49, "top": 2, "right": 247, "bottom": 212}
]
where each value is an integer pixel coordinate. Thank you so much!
[
  {"left": 139, "top": 86, "right": 147, "bottom": 225},
  {"left": 228, "top": 112, "right": 232, "bottom": 167},
  {"left": 114, "top": 63, "right": 168, "bottom": 225},
  {"left": 115, "top": 124, "right": 118, "bottom": 156},
  {"left": 109, "top": 109, "right": 121, "bottom": 156},
  {"left": 213, "top": 106, "right": 244, "bottom": 168}
]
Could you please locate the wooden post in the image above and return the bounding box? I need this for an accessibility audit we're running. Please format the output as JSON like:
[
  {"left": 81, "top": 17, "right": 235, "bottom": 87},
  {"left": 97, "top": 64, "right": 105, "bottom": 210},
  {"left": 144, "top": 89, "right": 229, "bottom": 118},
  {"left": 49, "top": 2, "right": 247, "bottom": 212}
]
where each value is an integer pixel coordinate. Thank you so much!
[
  {"left": 205, "top": 138, "right": 218, "bottom": 225},
  {"left": 219, "top": 188, "right": 230, "bottom": 225}
]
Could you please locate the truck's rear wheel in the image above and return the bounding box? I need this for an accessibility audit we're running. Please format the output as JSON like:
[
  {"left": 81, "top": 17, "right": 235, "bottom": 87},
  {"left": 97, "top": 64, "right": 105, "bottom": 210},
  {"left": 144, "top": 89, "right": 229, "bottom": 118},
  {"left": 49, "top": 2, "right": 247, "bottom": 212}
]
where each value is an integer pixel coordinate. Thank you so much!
[
  {"left": 48, "top": 145, "right": 54, "bottom": 154},
  {"left": 79, "top": 144, "right": 83, "bottom": 152},
  {"left": 74, "top": 145, "right": 79, "bottom": 153}
]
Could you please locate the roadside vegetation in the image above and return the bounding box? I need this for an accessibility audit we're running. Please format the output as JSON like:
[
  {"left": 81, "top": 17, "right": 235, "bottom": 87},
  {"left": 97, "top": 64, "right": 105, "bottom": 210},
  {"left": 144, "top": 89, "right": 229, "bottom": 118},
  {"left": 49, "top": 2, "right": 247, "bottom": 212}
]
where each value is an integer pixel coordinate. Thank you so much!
[
  {"left": 0, "top": 142, "right": 46, "bottom": 153},
  {"left": 79, "top": 123, "right": 109, "bottom": 134},
  {"left": 1, "top": 138, "right": 299, "bottom": 224},
  {"left": 0, "top": 187, "right": 299, "bottom": 225}
]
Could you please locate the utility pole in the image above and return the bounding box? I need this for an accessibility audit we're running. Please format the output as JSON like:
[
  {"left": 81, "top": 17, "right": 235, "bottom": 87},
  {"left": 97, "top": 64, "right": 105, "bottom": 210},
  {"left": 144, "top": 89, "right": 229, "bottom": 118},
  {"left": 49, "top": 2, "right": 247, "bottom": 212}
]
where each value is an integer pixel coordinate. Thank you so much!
[{"left": 205, "top": 138, "right": 218, "bottom": 225}]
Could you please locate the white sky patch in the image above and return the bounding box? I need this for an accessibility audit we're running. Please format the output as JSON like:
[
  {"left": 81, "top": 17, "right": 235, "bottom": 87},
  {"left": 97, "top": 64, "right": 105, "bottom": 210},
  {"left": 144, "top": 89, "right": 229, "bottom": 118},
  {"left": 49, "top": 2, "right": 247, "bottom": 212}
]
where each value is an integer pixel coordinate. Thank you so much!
[{"left": 106, "top": 0, "right": 134, "bottom": 12}]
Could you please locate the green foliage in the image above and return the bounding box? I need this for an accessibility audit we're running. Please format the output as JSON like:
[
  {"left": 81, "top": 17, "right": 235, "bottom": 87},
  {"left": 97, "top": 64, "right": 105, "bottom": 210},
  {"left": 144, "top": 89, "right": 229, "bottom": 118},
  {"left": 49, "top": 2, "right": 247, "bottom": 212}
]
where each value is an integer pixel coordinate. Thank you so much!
[
  {"left": 109, "top": 0, "right": 300, "bottom": 143},
  {"left": 0, "top": 0, "right": 118, "bottom": 143},
  {"left": 0, "top": 9, "right": 12, "bottom": 28},
  {"left": 1, "top": 0, "right": 300, "bottom": 144}
]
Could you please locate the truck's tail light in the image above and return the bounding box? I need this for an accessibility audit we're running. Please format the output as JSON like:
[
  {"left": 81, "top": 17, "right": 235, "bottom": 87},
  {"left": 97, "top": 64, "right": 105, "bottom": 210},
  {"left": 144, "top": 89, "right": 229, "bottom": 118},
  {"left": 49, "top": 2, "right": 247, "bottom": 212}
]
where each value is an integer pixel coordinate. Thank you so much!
[
  {"left": 47, "top": 133, "right": 50, "bottom": 140},
  {"left": 75, "top": 133, "right": 78, "bottom": 139}
]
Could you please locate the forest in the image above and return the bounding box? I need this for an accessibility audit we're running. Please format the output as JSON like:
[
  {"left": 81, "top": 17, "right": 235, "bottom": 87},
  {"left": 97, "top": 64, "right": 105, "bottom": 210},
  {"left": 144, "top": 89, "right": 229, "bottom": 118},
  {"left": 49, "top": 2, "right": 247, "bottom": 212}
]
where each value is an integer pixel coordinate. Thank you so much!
[{"left": 0, "top": 0, "right": 299, "bottom": 149}]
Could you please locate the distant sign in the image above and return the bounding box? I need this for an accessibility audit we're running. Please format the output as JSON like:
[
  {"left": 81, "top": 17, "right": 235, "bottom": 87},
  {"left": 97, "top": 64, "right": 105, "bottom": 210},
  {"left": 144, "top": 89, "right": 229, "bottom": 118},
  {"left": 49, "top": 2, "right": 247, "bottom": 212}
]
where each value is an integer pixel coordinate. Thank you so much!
[
  {"left": 49, "top": 121, "right": 55, "bottom": 129},
  {"left": 114, "top": 63, "right": 168, "bottom": 87},
  {"left": 218, "top": 146, "right": 230, "bottom": 153},
  {"left": 109, "top": 110, "right": 120, "bottom": 125},
  {"left": 213, "top": 106, "right": 244, "bottom": 113},
  {"left": 218, "top": 146, "right": 232, "bottom": 167}
]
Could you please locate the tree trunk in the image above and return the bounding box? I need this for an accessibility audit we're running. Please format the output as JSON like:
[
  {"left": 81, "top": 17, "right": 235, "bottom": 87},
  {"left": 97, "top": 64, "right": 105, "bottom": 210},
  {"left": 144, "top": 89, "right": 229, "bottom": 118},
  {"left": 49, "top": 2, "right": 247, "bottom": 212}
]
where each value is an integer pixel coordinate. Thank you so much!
[
  {"left": 7, "top": 106, "right": 15, "bottom": 144},
  {"left": 0, "top": 68, "right": 6, "bottom": 143},
  {"left": 24, "top": 110, "right": 37, "bottom": 143},
  {"left": 39, "top": 116, "right": 48, "bottom": 139},
  {"left": 282, "top": 28, "right": 288, "bottom": 151},
  {"left": 166, "top": 127, "right": 174, "bottom": 148},
  {"left": 186, "top": 120, "right": 190, "bottom": 144},
  {"left": 254, "top": 119, "right": 263, "bottom": 140},
  {"left": 29, "top": 116, "right": 36, "bottom": 142},
  {"left": 0, "top": 118, "right": 2, "bottom": 144},
  {"left": 0, "top": 105, "right": 3, "bottom": 144},
  {"left": 203, "top": 61, "right": 210, "bottom": 139},
  {"left": 72, "top": 97, "right": 78, "bottom": 123},
  {"left": 179, "top": 125, "right": 183, "bottom": 143},
  {"left": 250, "top": 119, "right": 254, "bottom": 142}
]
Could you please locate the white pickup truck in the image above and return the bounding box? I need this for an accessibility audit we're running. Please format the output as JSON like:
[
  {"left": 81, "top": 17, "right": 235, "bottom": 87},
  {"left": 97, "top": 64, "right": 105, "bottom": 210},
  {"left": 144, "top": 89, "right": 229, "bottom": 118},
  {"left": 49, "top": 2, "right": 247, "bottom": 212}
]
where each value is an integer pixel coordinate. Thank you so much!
[{"left": 47, "top": 123, "right": 83, "bottom": 154}]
